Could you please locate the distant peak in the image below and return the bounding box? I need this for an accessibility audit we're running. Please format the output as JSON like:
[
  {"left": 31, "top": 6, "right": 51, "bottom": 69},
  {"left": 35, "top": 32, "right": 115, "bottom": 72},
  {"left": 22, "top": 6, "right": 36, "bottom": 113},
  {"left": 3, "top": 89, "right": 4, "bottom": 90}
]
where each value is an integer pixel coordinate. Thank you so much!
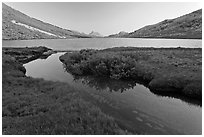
[
  {"left": 89, "top": 31, "right": 103, "bottom": 37},
  {"left": 118, "top": 31, "right": 128, "bottom": 34}
]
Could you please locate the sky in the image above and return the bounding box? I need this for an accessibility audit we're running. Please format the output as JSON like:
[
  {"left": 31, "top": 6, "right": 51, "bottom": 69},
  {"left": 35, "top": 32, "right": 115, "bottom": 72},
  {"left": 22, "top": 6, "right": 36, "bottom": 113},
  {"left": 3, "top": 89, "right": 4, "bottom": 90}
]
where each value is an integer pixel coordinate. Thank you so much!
[{"left": 5, "top": 2, "right": 202, "bottom": 36}]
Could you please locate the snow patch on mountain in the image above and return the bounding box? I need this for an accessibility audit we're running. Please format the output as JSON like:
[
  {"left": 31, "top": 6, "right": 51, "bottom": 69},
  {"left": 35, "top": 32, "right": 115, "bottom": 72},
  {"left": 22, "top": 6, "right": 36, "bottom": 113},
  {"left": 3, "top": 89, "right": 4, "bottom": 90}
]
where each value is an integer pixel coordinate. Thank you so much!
[{"left": 11, "top": 20, "right": 66, "bottom": 38}]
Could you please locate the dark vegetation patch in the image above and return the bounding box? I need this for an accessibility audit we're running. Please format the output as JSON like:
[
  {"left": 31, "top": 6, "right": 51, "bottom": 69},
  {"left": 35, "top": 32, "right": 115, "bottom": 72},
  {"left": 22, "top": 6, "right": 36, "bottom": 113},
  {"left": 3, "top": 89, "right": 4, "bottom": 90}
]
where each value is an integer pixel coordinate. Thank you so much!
[
  {"left": 2, "top": 48, "right": 128, "bottom": 135},
  {"left": 59, "top": 47, "right": 202, "bottom": 100},
  {"left": 3, "top": 46, "right": 55, "bottom": 63}
]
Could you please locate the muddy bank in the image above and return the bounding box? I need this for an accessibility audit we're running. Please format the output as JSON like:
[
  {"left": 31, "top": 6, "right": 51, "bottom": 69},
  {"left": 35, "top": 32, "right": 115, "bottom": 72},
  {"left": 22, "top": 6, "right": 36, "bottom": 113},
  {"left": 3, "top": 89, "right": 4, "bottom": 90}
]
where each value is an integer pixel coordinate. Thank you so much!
[
  {"left": 59, "top": 47, "right": 202, "bottom": 100},
  {"left": 2, "top": 47, "right": 128, "bottom": 135}
]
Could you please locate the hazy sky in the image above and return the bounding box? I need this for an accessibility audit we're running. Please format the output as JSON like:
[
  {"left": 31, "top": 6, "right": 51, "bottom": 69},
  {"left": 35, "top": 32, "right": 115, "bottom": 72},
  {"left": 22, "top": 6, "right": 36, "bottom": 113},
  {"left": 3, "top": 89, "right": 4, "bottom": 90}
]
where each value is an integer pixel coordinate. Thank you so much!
[{"left": 5, "top": 2, "right": 202, "bottom": 36}]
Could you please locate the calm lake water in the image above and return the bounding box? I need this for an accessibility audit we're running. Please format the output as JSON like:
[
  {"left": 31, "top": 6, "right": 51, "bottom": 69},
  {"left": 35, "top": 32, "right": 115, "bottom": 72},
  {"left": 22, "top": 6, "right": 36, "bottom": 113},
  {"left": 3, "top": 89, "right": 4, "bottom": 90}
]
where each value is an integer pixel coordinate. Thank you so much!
[
  {"left": 2, "top": 38, "right": 202, "bottom": 50},
  {"left": 23, "top": 52, "right": 202, "bottom": 135}
]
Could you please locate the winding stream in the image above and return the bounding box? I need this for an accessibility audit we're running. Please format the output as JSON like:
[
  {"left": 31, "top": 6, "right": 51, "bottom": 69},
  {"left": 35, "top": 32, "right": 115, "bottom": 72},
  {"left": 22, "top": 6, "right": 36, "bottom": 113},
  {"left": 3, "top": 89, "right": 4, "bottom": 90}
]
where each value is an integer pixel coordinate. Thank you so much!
[{"left": 23, "top": 52, "right": 202, "bottom": 135}]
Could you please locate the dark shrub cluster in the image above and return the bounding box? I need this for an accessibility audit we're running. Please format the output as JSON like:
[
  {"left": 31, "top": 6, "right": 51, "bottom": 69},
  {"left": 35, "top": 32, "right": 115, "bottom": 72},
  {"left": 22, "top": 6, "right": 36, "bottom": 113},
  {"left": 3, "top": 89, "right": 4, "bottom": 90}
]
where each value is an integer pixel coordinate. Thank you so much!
[{"left": 60, "top": 49, "right": 154, "bottom": 81}]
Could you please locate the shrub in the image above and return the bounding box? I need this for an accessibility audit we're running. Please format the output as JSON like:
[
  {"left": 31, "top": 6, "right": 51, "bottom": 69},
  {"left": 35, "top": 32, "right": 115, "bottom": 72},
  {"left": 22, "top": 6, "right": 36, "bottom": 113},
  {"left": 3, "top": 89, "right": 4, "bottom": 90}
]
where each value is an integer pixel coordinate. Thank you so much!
[{"left": 60, "top": 50, "right": 142, "bottom": 80}]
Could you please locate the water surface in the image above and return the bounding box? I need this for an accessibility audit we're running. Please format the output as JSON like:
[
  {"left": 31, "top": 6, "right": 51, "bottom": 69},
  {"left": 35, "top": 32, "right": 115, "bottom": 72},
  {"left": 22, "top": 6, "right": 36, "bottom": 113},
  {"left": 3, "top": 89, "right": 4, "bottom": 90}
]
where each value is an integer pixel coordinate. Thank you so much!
[
  {"left": 3, "top": 38, "right": 202, "bottom": 50},
  {"left": 23, "top": 53, "right": 202, "bottom": 135}
]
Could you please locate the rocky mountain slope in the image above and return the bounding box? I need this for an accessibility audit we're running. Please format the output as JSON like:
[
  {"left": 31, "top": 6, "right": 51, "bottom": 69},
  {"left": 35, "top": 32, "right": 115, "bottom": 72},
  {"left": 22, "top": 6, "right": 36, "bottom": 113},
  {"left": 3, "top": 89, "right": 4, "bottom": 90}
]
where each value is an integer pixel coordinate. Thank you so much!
[
  {"left": 2, "top": 3, "right": 91, "bottom": 40},
  {"left": 108, "top": 9, "right": 202, "bottom": 39}
]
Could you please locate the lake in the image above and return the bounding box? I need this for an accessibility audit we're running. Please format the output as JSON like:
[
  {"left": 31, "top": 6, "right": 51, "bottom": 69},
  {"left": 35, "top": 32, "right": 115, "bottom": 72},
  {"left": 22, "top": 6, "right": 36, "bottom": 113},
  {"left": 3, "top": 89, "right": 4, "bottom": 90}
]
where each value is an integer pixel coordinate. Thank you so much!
[
  {"left": 2, "top": 38, "right": 202, "bottom": 50},
  {"left": 23, "top": 52, "right": 201, "bottom": 135}
]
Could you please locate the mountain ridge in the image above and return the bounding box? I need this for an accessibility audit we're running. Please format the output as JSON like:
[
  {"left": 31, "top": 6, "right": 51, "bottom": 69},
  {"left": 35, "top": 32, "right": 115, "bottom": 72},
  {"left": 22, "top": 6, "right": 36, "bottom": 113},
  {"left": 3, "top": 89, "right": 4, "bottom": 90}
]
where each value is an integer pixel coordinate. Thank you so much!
[
  {"left": 2, "top": 3, "right": 91, "bottom": 40},
  {"left": 108, "top": 9, "right": 202, "bottom": 39}
]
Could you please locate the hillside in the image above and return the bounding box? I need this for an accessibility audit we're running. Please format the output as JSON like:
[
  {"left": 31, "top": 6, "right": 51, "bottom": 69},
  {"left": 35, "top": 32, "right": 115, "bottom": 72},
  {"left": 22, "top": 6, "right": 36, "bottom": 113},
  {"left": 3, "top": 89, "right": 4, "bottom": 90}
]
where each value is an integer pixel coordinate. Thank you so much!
[
  {"left": 2, "top": 3, "right": 91, "bottom": 40},
  {"left": 108, "top": 9, "right": 202, "bottom": 39}
]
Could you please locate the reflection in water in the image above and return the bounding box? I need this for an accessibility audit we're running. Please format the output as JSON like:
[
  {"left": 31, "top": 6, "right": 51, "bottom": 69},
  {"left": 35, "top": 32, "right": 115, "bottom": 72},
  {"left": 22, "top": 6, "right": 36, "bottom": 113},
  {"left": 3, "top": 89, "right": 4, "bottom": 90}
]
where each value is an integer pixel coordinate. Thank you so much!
[
  {"left": 71, "top": 74, "right": 201, "bottom": 107},
  {"left": 73, "top": 75, "right": 137, "bottom": 93},
  {"left": 150, "top": 90, "right": 202, "bottom": 107},
  {"left": 39, "top": 54, "right": 51, "bottom": 59}
]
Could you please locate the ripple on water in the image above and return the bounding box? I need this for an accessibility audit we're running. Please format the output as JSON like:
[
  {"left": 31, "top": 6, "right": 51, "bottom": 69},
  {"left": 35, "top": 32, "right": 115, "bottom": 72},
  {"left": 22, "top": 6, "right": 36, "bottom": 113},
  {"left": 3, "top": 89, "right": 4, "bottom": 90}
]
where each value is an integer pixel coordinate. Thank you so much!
[
  {"left": 136, "top": 117, "right": 143, "bottom": 122},
  {"left": 132, "top": 110, "right": 138, "bottom": 114},
  {"left": 145, "top": 123, "right": 153, "bottom": 128},
  {"left": 139, "top": 113, "right": 149, "bottom": 118}
]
